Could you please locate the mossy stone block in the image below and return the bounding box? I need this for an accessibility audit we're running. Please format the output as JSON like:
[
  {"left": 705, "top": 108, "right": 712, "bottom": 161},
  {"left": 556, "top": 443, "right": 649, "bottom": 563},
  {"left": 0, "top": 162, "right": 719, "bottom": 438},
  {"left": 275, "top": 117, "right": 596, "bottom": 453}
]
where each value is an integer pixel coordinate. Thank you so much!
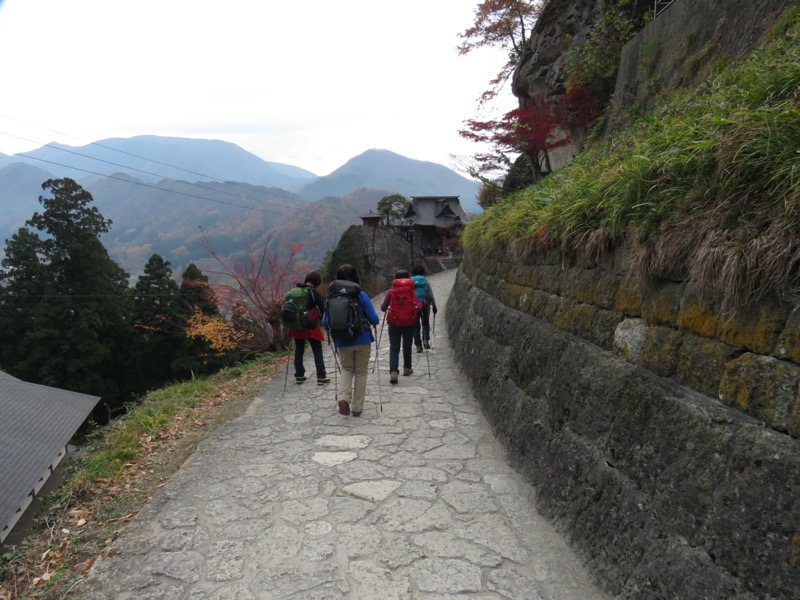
[
  {"left": 719, "top": 353, "right": 800, "bottom": 435},
  {"left": 676, "top": 334, "right": 739, "bottom": 397},
  {"left": 568, "top": 302, "right": 600, "bottom": 340},
  {"left": 537, "top": 265, "right": 563, "bottom": 295},
  {"left": 616, "top": 280, "right": 643, "bottom": 317},
  {"left": 592, "top": 272, "right": 622, "bottom": 310},
  {"left": 642, "top": 281, "right": 685, "bottom": 325},
  {"left": 506, "top": 284, "right": 526, "bottom": 309},
  {"left": 776, "top": 307, "right": 800, "bottom": 364},
  {"left": 522, "top": 266, "right": 544, "bottom": 290},
  {"left": 718, "top": 298, "right": 789, "bottom": 354},
  {"left": 592, "top": 308, "right": 625, "bottom": 350},
  {"left": 788, "top": 387, "right": 800, "bottom": 438},
  {"left": 572, "top": 269, "right": 602, "bottom": 306},
  {"left": 560, "top": 269, "right": 581, "bottom": 300},
  {"left": 542, "top": 293, "right": 562, "bottom": 323},
  {"left": 526, "top": 289, "right": 551, "bottom": 318},
  {"left": 639, "top": 326, "right": 684, "bottom": 376},
  {"left": 553, "top": 297, "right": 580, "bottom": 331},
  {"left": 677, "top": 284, "right": 721, "bottom": 338}
]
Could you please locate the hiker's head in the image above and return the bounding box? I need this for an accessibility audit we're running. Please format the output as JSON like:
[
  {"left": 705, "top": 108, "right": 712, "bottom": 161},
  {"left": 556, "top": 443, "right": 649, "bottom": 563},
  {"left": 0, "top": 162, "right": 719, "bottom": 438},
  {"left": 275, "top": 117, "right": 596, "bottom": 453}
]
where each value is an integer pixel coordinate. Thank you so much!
[
  {"left": 395, "top": 269, "right": 410, "bottom": 279},
  {"left": 412, "top": 265, "right": 425, "bottom": 276},
  {"left": 336, "top": 264, "right": 360, "bottom": 284},
  {"left": 304, "top": 271, "right": 322, "bottom": 288}
]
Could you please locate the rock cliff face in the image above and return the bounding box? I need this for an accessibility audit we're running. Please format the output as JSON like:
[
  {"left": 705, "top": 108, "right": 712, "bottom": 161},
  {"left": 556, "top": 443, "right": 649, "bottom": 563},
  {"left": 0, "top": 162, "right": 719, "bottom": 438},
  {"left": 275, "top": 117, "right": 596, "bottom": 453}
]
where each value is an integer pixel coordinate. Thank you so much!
[
  {"left": 511, "top": 0, "right": 600, "bottom": 165},
  {"left": 512, "top": 0, "right": 596, "bottom": 98},
  {"left": 512, "top": 0, "right": 652, "bottom": 164},
  {"left": 325, "top": 225, "right": 448, "bottom": 294},
  {"left": 513, "top": 0, "right": 794, "bottom": 148},
  {"left": 448, "top": 251, "right": 800, "bottom": 598},
  {"left": 607, "top": 0, "right": 797, "bottom": 132}
]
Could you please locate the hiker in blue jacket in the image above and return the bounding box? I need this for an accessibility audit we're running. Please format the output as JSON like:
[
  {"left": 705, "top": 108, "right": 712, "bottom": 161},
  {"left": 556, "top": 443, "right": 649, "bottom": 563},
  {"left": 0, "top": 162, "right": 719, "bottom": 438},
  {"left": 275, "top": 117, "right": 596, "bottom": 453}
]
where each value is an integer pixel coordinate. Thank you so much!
[
  {"left": 322, "top": 264, "right": 379, "bottom": 417},
  {"left": 411, "top": 264, "right": 437, "bottom": 352}
]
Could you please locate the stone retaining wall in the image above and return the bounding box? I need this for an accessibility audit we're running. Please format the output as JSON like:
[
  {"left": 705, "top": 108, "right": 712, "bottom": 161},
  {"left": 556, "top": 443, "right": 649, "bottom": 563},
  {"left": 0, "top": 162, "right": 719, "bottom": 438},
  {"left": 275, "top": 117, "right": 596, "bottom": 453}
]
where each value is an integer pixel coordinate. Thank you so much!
[
  {"left": 447, "top": 251, "right": 800, "bottom": 598},
  {"left": 463, "top": 249, "right": 800, "bottom": 438}
]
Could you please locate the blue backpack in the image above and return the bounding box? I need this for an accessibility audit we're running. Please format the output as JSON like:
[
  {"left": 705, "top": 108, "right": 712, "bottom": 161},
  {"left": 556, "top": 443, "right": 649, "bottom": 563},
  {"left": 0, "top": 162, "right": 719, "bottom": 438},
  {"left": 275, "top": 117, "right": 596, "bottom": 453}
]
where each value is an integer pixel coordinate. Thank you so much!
[{"left": 411, "top": 275, "right": 429, "bottom": 304}]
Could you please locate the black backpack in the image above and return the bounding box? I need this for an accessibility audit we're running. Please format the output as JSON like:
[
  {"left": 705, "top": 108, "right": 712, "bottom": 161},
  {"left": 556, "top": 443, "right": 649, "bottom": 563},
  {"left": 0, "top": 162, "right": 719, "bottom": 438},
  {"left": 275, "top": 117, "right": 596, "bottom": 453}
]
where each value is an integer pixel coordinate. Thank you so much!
[
  {"left": 325, "top": 280, "right": 367, "bottom": 341},
  {"left": 279, "top": 285, "right": 314, "bottom": 329}
]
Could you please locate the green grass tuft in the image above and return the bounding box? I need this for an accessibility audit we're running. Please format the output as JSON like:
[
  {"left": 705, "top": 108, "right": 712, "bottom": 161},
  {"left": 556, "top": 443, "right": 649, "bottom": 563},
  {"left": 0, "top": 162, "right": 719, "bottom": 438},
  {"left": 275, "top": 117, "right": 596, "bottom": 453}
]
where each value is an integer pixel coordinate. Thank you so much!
[{"left": 464, "top": 8, "right": 800, "bottom": 308}]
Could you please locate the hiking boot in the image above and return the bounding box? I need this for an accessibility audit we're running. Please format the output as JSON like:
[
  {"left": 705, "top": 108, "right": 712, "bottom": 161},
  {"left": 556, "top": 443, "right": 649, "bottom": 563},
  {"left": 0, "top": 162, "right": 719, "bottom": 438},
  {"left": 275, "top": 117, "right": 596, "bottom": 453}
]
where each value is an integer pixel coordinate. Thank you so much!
[
  {"left": 403, "top": 367, "right": 413, "bottom": 376},
  {"left": 337, "top": 400, "right": 350, "bottom": 416},
  {"left": 295, "top": 375, "right": 308, "bottom": 384},
  {"left": 317, "top": 376, "right": 330, "bottom": 385},
  {"left": 424, "top": 341, "right": 431, "bottom": 349},
  {"left": 389, "top": 371, "right": 399, "bottom": 384},
  {"left": 416, "top": 344, "right": 423, "bottom": 353}
]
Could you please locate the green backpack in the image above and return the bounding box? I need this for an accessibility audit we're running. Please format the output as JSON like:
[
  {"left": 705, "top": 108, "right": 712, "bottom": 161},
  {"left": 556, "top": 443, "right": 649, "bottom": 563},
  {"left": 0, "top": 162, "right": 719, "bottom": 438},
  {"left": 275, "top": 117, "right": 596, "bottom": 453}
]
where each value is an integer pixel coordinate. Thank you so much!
[{"left": 280, "top": 286, "right": 313, "bottom": 329}]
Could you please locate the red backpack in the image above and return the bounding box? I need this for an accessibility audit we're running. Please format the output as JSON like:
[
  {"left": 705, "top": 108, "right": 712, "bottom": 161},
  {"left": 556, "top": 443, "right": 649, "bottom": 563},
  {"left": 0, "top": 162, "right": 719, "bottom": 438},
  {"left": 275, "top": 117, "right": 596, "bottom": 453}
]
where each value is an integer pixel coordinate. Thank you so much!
[{"left": 388, "top": 278, "right": 419, "bottom": 326}]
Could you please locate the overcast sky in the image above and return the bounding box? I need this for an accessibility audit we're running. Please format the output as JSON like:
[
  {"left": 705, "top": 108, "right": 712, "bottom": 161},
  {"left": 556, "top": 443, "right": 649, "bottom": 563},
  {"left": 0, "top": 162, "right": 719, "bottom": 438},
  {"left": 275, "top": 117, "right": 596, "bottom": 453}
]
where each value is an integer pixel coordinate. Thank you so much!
[{"left": 0, "top": 0, "right": 510, "bottom": 176}]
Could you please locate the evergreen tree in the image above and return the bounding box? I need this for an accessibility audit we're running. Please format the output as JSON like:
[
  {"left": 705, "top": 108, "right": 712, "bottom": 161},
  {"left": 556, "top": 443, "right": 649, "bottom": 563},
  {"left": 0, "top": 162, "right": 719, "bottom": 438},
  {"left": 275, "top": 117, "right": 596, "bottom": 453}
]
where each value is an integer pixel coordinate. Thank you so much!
[
  {"left": 133, "top": 254, "right": 181, "bottom": 330},
  {"left": 0, "top": 228, "right": 48, "bottom": 371},
  {"left": 178, "top": 263, "right": 218, "bottom": 316},
  {"left": 0, "top": 179, "right": 133, "bottom": 417},
  {"left": 172, "top": 262, "right": 231, "bottom": 376},
  {"left": 377, "top": 194, "right": 411, "bottom": 224},
  {"left": 130, "top": 254, "right": 182, "bottom": 393}
]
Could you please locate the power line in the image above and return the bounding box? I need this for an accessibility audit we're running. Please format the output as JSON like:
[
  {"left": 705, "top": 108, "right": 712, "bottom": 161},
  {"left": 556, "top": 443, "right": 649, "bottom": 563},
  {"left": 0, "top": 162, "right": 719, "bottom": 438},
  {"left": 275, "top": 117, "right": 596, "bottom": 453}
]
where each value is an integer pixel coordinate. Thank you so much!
[
  {"left": 0, "top": 121, "right": 307, "bottom": 216},
  {"left": 0, "top": 112, "right": 299, "bottom": 195},
  {"left": 3, "top": 131, "right": 297, "bottom": 214},
  {"left": 11, "top": 153, "right": 292, "bottom": 215},
  {"left": 0, "top": 114, "right": 370, "bottom": 227}
]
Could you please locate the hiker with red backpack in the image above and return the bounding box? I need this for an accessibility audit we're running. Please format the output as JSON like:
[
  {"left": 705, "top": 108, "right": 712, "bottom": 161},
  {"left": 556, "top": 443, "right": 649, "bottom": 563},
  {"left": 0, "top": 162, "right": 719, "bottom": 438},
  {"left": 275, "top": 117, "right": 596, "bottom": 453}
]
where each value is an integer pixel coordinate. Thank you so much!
[{"left": 380, "top": 269, "right": 421, "bottom": 384}]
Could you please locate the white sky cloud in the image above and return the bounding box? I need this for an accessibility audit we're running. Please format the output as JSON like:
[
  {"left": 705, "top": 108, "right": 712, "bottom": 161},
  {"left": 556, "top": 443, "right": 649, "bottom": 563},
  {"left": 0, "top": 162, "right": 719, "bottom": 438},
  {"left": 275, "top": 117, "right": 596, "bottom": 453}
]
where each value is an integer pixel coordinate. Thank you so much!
[{"left": 0, "top": 0, "right": 511, "bottom": 176}]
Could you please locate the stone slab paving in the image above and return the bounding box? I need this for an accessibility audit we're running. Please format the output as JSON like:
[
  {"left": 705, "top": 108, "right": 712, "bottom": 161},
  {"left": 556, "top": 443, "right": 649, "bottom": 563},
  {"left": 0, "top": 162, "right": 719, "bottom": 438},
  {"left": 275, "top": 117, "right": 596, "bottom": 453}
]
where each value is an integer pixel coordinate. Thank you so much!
[{"left": 77, "top": 269, "right": 610, "bottom": 600}]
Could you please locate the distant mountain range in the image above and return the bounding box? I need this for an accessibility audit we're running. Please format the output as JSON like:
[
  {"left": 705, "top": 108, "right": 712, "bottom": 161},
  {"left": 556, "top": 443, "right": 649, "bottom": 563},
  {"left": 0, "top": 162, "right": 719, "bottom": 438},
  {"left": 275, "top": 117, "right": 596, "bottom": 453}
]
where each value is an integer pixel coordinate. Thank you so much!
[{"left": 0, "top": 136, "right": 480, "bottom": 277}]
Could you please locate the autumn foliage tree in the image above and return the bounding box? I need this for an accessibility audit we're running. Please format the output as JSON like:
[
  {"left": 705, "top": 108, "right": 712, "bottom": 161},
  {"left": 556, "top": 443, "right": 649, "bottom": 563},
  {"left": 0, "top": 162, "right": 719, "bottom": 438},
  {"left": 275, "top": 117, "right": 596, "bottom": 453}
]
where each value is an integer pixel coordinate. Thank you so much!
[
  {"left": 194, "top": 235, "right": 309, "bottom": 353},
  {"left": 460, "top": 92, "right": 573, "bottom": 184},
  {"left": 171, "top": 263, "right": 233, "bottom": 376},
  {"left": 459, "top": 0, "right": 544, "bottom": 105}
]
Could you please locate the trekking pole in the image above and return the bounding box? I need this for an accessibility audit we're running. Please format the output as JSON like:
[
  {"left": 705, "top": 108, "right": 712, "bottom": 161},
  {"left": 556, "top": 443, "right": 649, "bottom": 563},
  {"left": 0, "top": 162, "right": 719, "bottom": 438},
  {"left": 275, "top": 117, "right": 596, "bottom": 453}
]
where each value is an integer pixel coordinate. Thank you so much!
[
  {"left": 423, "top": 337, "right": 431, "bottom": 379},
  {"left": 283, "top": 337, "right": 292, "bottom": 392},
  {"left": 373, "top": 326, "right": 385, "bottom": 413},
  {"left": 327, "top": 334, "right": 342, "bottom": 373},
  {"left": 329, "top": 340, "right": 341, "bottom": 404},
  {"left": 372, "top": 312, "right": 387, "bottom": 374}
]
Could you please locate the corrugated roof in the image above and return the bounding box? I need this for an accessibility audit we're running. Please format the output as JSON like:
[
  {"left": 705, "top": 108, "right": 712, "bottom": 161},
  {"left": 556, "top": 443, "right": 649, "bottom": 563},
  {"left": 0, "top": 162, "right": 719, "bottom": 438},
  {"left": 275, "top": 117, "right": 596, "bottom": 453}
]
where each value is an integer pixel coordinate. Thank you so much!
[
  {"left": 0, "top": 372, "right": 99, "bottom": 542},
  {"left": 403, "top": 196, "right": 468, "bottom": 228}
]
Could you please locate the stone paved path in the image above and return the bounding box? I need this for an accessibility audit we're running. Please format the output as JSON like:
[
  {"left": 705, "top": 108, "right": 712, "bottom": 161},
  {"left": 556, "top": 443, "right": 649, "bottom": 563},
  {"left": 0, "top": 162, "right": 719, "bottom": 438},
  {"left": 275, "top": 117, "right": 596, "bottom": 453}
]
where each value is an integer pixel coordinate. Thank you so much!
[{"left": 77, "top": 269, "right": 609, "bottom": 600}]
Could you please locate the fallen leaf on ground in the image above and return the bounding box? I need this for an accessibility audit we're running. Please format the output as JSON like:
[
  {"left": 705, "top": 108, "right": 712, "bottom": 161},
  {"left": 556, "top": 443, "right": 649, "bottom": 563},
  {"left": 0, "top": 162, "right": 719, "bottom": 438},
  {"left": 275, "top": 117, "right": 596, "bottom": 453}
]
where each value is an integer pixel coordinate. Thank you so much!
[{"left": 73, "top": 559, "right": 94, "bottom": 574}]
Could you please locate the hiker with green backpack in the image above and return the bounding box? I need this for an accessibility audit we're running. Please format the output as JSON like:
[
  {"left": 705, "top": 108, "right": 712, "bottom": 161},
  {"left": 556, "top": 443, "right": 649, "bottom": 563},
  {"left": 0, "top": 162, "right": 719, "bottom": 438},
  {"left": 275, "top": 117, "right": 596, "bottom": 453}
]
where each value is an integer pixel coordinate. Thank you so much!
[{"left": 282, "top": 271, "right": 329, "bottom": 386}]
